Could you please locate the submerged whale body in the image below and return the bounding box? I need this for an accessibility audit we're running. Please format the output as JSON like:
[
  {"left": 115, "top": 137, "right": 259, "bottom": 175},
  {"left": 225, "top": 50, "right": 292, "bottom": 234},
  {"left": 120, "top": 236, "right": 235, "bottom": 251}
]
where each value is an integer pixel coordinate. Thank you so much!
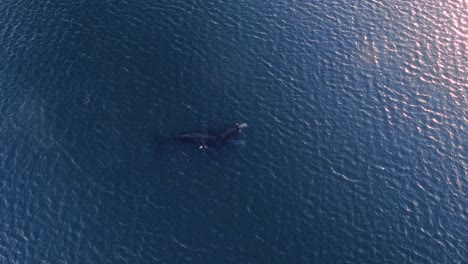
[{"left": 172, "top": 123, "right": 247, "bottom": 149}]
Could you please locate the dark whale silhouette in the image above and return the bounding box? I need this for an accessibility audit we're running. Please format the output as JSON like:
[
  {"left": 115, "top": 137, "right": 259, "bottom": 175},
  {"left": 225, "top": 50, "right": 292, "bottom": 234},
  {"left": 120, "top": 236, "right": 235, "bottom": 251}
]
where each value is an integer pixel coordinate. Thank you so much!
[
  {"left": 172, "top": 123, "right": 248, "bottom": 149},
  {"left": 173, "top": 131, "right": 218, "bottom": 149}
]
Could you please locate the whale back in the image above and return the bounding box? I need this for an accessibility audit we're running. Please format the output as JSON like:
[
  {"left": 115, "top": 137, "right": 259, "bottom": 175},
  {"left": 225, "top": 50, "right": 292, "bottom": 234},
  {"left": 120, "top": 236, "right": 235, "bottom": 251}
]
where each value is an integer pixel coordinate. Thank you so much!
[
  {"left": 217, "top": 123, "right": 247, "bottom": 143},
  {"left": 162, "top": 123, "right": 247, "bottom": 150}
]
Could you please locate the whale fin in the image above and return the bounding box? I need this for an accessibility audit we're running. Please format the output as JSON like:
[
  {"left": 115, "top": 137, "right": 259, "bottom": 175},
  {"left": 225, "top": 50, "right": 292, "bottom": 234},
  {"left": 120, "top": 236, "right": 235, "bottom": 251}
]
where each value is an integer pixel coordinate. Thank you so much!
[{"left": 198, "top": 144, "right": 209, "bottom": 150}]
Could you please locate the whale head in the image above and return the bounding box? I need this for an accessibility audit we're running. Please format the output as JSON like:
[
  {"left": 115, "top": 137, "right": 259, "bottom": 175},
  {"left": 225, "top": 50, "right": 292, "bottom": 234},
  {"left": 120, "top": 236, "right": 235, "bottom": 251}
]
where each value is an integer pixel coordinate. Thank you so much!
[{"left": 237, "top": 123, "right": 248, "bottom": 132}]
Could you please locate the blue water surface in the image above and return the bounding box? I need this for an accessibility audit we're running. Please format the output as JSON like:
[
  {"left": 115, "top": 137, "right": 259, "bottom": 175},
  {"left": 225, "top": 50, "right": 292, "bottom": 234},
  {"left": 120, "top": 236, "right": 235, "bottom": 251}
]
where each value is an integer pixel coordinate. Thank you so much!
[{"left": 1, "top": 0, "right": 466, "bottom": 263}]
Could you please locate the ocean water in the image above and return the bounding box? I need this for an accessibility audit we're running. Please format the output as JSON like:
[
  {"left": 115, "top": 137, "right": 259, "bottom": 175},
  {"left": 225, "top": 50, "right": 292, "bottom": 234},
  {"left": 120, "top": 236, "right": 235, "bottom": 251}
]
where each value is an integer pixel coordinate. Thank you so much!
[{"left": 1, "top": 0, "right": 466, "bottom": 263}]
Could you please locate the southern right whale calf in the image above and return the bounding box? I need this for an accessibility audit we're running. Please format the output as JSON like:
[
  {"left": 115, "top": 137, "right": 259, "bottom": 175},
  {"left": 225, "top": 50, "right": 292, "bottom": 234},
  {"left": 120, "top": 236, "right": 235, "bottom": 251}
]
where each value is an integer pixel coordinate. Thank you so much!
[{"left": 171, "top": 123, "right": 248, "bottom": 149}]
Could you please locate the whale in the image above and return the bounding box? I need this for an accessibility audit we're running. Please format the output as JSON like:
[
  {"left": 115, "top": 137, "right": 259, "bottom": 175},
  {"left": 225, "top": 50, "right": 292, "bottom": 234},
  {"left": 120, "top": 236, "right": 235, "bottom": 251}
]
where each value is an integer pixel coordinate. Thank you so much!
[
  {"left": 173, "top": 131, "right": 218, "bottom": 149},
  {"left": 171, "top": 123, "right": 248, "bottom": 149}
]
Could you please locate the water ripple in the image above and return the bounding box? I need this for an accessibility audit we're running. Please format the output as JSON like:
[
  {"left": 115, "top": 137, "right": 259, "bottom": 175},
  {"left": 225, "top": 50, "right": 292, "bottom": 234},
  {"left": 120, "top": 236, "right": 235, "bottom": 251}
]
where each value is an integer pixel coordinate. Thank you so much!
[{"left": 1, "top": 0, "right": 467, "bottom": 263}]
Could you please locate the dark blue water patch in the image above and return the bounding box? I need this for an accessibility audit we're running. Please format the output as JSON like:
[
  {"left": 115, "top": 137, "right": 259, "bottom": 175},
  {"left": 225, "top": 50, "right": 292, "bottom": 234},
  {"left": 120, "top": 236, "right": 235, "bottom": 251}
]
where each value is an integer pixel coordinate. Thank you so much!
[{"left": 1, "top": 0, "right": 467, "bottom": 263}]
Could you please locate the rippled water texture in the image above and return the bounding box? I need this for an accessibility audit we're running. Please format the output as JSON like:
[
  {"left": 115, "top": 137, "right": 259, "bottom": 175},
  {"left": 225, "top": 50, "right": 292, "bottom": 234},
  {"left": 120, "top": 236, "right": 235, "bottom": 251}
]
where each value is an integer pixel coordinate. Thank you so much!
[{"left": 0, "top": 0, "right": 466, "bottom": 263}]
